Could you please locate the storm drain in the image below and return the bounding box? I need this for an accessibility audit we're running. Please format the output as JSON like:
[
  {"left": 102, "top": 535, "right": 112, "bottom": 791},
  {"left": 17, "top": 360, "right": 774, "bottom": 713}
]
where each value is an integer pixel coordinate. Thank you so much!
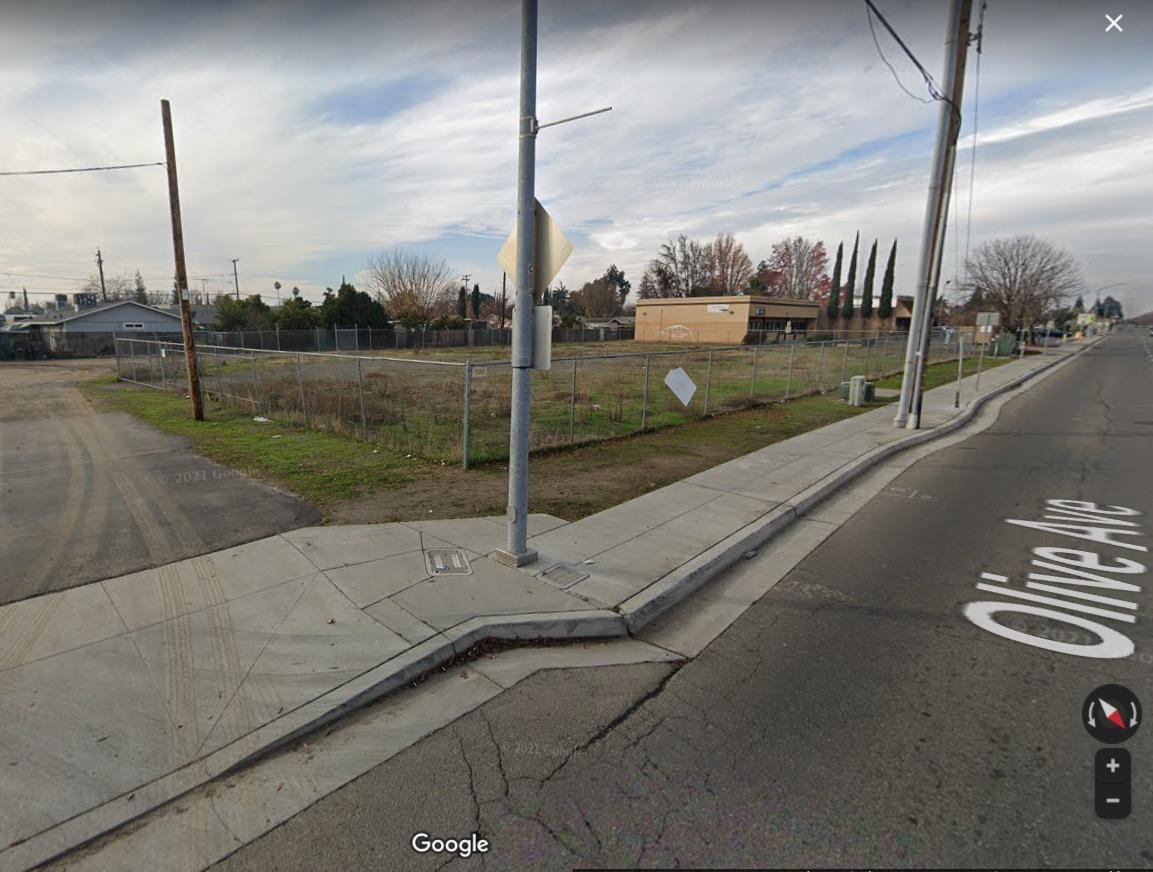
[
  {"left": 424, "top": 548, "right": 472, "bottom": 576},
  {"left": 536, "top": 563, "right": 589, "bottom": 590}
]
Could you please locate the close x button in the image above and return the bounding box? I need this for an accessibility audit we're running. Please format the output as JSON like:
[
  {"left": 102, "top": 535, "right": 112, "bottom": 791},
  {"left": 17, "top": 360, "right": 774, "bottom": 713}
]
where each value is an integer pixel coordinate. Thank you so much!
[{"left": 1095, "top": 749, "right": 1131, "bottom": 819}]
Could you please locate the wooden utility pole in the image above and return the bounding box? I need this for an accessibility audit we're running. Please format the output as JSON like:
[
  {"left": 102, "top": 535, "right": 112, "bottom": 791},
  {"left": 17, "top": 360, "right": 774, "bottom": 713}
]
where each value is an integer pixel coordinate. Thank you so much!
[
  {"left": 232, "top": 257, "right": 240, "bottom": 299},
  {"left": 161, "top": 99, "right": 204, "bottom": 421},
  {"left": 96, "top": 248, "right": 108, "bottom": 302}
]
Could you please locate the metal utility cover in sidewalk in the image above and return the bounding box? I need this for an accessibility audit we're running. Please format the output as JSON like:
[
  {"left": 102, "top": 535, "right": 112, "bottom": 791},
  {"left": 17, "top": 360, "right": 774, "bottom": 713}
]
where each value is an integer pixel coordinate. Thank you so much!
[
  {"left": 424, "top": 548, "right": 473, "bottom": 576},
  {"left": 536, "top": 563, "right": 589, "bottom": 590}
]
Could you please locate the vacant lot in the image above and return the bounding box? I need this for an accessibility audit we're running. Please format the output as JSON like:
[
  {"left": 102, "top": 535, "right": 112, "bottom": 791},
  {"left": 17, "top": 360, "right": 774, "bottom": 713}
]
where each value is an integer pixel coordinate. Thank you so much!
[
  {"left": 122, "top": 335, "right": 928, "bottom": 464},
  {"left": 0, "top": 360, "right": 318, "bottom": 604}
]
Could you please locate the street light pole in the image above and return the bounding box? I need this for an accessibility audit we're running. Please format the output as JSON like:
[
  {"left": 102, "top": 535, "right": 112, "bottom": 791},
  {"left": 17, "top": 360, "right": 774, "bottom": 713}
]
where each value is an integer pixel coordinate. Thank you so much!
[
  {"left": 495, "top": 0, "right": 539, "bottom": 566},
  {"left": 232, "top": 258, "right": 240, "bottom": 299}
]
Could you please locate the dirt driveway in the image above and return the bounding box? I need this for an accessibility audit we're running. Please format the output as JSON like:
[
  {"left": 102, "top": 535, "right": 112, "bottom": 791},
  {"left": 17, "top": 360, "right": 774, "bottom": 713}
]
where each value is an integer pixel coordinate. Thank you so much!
[{"left": 0, "top": 360, "right": 319, "bottom": 605}]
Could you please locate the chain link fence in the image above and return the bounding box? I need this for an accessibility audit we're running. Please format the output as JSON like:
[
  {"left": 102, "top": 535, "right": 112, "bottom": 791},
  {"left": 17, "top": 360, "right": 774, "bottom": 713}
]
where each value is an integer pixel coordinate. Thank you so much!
[{"left": 116, "top": 329, "right": 967, "bottom": 467}]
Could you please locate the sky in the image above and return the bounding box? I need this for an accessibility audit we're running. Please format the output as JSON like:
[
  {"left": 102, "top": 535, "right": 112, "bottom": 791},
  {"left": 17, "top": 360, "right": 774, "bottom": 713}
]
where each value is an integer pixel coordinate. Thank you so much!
[{"left": 1, "top": 0, "right": 1151, "bottom": 315}]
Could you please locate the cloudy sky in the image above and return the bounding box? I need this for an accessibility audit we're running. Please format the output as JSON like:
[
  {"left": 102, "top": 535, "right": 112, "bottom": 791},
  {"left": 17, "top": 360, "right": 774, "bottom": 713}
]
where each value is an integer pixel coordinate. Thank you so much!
[{"left": 2, "top": 0, "right": 1150, "bottom": 315}]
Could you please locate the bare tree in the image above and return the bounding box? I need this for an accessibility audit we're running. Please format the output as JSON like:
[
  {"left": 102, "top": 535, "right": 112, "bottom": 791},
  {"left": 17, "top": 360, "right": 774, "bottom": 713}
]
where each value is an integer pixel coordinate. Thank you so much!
[
  {"left": 642, "top": 234, "right": 713, "bottom": 297},
  {"left": 80, "top": 272, "right": 133, "bottom": 302},
  {"left": 963, "top": 235, "right": 1082, "bottom": 332},
  {"left": 762, "top": 237, "right": 830, "bottom": 299},
  {"left": 365, "top": 248, "right": 455, "bottom": 326},
  {"left": 705, "top": 232, "right": 753, "bottom": 294}
]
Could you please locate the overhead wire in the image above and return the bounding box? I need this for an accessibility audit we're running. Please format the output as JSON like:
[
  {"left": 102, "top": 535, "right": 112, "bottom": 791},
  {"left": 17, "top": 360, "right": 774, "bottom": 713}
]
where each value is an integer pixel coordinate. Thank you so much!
[
  {"left": 863, "top": 0, "right": 962, "bottom": 126},
  {"left": 0, "top": 161, "right": 165, "bottom": 177}
]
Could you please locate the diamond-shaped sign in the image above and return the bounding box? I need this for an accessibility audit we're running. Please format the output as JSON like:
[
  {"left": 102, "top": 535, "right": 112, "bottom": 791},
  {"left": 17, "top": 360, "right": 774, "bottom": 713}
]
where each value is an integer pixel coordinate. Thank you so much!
[
  {"left": 497, "top": 199, "right": 573, "bottom": 294},
  {"left": 664, "top": 367, "right": 697, "bottom": 407}
]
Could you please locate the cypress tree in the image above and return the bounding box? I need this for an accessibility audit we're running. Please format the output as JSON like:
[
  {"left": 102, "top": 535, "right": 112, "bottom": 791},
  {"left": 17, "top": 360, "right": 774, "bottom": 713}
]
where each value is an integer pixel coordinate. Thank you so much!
[
  {"left": 841, "top": 232, "right": 859, "bottom": 319},
  {"left": 878, "top": 240, "right": 896, "bottom": 320},
  {"left": 827, "top": 242, "right": 843, "bottom": 321},
  {"left": 456, "top": 286, "right": 468, "bottom": 319},
  {"left": 471, "top": 282, "right": 481, "bottom": 319},
  {"left": 861, "top": 239, "right": 877, "bottom": 318}
]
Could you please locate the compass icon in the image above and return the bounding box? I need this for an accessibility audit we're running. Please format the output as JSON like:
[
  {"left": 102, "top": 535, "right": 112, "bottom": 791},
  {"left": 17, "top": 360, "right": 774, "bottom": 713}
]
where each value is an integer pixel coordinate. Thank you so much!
[{"left": 1083, "top": 684, "right": 1141, "bottom": 744}]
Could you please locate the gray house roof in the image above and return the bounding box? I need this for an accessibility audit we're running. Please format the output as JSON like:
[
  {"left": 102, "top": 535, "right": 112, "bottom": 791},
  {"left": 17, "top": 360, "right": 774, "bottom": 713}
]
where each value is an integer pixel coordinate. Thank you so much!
[{"left": 50, "top": 300, "right": 183, "bottom": 325}]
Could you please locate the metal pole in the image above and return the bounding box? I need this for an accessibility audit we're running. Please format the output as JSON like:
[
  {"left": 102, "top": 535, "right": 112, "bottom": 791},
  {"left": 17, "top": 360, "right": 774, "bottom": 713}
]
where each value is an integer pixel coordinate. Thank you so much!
[
  {"left": 497, "top": 0, "right": 539, "bottom": 566},
  {"left": 894, "top": 0, "right": 972, "bottom": 429},
  {"left": 276, "top": 323, "right": 281, "bottom": 351},
  {"left": 641, "top": 353, "right": 651, "bottom": 430},
  {"left": 569, "top": 358, "right": 577, "bottom": 445},
  {"left": 785, "top": 342, "right": 796, "bottom": 399},
  {"left": 863, "top": 337, "right": 871, "bottom": 380},
  {"left": 232, "top": 257, "right": 240, "bottom": 299},
  {"left": 357, "top": 356, "right": 368, "bottom": 440},
  {"left": 816, "top": 341, "right": 826, "bottom": 390},
  {"left": 750, "top": 344, "right": 759, "bottom": 400},
  {"left": 114, "top": 335, "right": 122, "bottom": 380},
  {"left": 841, "top": 341, "right": 850, "bottom": 386},
  {"left": 160, "top": 343, "right": 167, "bottom": 391},
  {"left": 296, "top": 352, "right": 309, "bottom": 425},
  {"left": 250, "top": 350, "right": 260, "bottom": 412},
  {"left": 703, "top": 349, "right": 713, "bottom": 415},
  {"left": 315, "top": 326, "right": 320, "bottom": 351},
  {"left": 975, "top": 331, "right": 985, "bottom": 392},
  {"left": 161, "top": 99, "right": 203, "bottom": 420},
  {"left": 954, "top": 334, "right": 965, "bottom": 408},
  {"left": 462, "top": 361, "right": 473, "bottom": 469}
]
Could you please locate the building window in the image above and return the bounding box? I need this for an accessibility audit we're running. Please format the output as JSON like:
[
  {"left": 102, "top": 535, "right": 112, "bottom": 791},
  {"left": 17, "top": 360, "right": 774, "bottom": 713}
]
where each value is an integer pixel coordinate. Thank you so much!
[
  {"left": 756, "top": 307, "right": 766, "bottom": 315},
  {"left": 123, "top": 322, "right": 145, "bottom": 329}
]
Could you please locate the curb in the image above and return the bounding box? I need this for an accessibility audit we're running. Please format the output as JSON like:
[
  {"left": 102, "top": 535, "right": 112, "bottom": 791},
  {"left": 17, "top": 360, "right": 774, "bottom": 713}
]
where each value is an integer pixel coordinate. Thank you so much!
[
  {"left": 10, "top": 341, "right": 1096, "bottom": 872},
  {"left": 619, "top": 340, "right": 1096, "bottom": 632}
]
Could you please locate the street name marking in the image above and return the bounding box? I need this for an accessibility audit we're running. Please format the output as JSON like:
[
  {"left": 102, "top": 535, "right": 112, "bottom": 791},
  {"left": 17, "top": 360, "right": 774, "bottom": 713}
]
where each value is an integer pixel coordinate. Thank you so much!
[{"left": 962, "top": 499, "right": 1146, "bottom": 659}]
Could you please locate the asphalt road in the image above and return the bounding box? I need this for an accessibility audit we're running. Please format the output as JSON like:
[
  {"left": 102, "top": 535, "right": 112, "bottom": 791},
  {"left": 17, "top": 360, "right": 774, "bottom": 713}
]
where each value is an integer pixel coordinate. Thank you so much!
[
  {"left": 215, "top": 330, "right": 1153, "bottom": 869},
  {"left": 0, "top": 361, "right": 318, "bottom": 604}
]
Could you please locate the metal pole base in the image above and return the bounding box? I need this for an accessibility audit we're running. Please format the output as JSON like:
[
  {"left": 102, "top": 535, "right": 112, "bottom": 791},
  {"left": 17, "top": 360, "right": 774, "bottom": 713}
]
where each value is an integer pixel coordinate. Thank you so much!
[{"left": 493, "top": 547, "right": 539, "bottom": 568}]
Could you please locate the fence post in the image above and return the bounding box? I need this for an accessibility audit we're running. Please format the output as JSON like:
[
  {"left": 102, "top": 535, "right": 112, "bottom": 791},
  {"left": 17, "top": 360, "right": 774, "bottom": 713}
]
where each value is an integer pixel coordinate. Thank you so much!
[
  {"left": 129, "top": 339, "right": 139, "bottom": 383},
  {"left": 863, "top": 337, "right": 871, "bottom": 380},
  {"left": 841, "top": 341, "right": 850, "bottom": 386},
  {"left": 357, "top": 356, "right": 368, "bottom": 440},
  {"left": 703, "top": 349, "right": 713, "bottom": 415},
  {"left": 816, "top": 341, "right": 826, "bottom": 390},
  {"left": 462, "top": 361, "right": 472, "bottom": 469},
  {"left": 250, "top": 350, "right": 261, "bottom": 412},
  {"left": 160, "top": 343, "right": 168, "bottom": 391},
  {"left": 569, "top": 358, "right": 578, "bottom": 445},
  {"left": 785, "top": 342, "right": 796, "bottom": 399},
  {"left": 296, "top": 353, "right": 309, "bottom": 424},
  {"left": 276, "top": 324, "right": 281, "bottom": 351},
  {"left": 333, "top": 326, "right": 338, "bottom": 351},
  {"left": 954, "top": 335, "right": 965, "bottom": 409},
  {"left": 114, "top": 334, "right": 122, "bottom": 380},
  {"left": 367, "top": 326, "right": 372, "bottom": 351},
  {"left": 750, "top": 344, "right": 759, "bottom": 400},
  {"left": 355, "top": 324, "right": 360, "bottom": 353},
  {"left": 641, "top": 353, "right": 651, "bottom": 431},
  {"left": 975, "top": 333, "right": 986, "bottom": 393},
  {"left": 315, "top": 326, "right": 320, "bottom": 351}
]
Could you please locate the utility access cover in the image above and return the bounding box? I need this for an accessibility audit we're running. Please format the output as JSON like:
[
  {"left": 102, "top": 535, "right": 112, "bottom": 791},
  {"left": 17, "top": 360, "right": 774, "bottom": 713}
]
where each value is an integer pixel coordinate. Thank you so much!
[
  {"left": 537, "top": 563, "right": 589, "bottom": 590},
  {"left": 424, "top": 548, "right": 472, "bottom": 576},
  {"left": 664, "top": 367, "right": 697, "bottom": 407}
]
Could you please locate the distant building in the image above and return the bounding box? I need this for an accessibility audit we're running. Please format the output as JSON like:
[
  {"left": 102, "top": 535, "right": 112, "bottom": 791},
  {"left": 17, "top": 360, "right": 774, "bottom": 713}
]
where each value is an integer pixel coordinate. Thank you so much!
[
  {"left": 41, "top": 300, "right": 185, "bottom": 334},
  {"left": 635, "top": 296, "right": 821, "bottom": 344}
]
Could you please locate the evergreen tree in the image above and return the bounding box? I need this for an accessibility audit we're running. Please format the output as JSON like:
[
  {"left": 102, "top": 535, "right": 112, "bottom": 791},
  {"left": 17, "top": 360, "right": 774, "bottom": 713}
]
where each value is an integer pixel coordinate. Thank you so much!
[
  {"left": 878, "top": 240, "right": 897, "bottom": 320},
  {"left": 542, "top": 287, "right": 551, "bottom": 306},
  {"left": 841, "top": 232, "right": 859, "bottom": 319},
  {"left": 861, "top": 240, "right": 877, "bottom": 318},
  {"left": 827, "top": 242, "right": 843, "bottom": 321},
  {"left": 470, "top": 283, "right": 481, "bottom": 319},
  {"left": 133, "top": 270, "right": 148, "bottom": 304},
  {"left": 456, "top": 286, "right": 468, "bottom": 319}
]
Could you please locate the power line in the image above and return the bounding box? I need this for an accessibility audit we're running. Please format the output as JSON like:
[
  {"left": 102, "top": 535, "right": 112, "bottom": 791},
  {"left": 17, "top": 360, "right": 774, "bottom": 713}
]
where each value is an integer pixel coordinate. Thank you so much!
[
  {"left": 0, "top": 161, "right": 165, "bottom": 177},
  {"left": 863, "top": 0, "right": 962, "bottom": 124}
]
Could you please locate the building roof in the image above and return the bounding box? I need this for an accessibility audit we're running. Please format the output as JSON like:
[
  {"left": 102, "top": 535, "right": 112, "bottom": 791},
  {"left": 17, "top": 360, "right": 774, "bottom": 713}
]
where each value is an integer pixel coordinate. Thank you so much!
[
  {"left": 49, "top": 300, "right": 183, "bottom": 325},
  {"left": 636, "top": 295, "right": 821, "bottom": 308}
]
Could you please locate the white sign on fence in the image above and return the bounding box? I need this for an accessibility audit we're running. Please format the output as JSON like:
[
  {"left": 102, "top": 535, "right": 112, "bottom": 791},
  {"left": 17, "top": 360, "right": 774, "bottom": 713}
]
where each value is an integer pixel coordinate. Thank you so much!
[{"left": 664, "top": 367, "right": 697, "bottom": 407}]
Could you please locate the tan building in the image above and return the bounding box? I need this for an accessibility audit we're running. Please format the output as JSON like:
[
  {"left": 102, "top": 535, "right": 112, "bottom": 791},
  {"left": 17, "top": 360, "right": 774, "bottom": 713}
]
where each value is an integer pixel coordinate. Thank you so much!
[{"left": 635, "top": 295, "right": 822, "bottom": 344}]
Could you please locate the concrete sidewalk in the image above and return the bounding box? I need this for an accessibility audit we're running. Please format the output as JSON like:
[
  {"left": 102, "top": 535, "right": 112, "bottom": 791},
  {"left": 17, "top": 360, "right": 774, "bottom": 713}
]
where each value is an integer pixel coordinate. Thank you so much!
[{"left": 0, "top": 341, "right": 1095, "bottom": 871}]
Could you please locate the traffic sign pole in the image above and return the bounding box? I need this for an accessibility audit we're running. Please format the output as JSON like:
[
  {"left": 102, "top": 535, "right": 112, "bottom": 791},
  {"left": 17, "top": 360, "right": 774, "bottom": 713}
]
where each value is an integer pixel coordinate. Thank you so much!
[{"left": 496, "top": 0, "right": 540, "bottom": 567}]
